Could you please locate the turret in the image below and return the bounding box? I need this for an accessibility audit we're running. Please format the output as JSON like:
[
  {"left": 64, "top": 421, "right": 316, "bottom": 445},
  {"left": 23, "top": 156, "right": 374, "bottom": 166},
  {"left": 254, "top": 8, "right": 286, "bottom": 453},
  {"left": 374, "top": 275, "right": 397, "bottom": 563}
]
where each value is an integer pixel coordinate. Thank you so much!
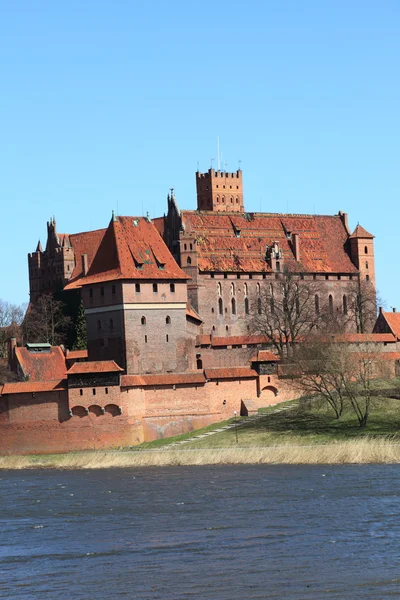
[{"left": 196, "top": 169, "right": 244, "bottom": 212}]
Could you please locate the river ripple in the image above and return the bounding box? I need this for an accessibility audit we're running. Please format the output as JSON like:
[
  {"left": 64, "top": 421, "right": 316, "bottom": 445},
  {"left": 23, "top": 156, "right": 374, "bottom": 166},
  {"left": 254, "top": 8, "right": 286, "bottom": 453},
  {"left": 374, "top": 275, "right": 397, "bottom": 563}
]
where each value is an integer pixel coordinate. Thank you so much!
[{"left": 1, "top": 465, "right": 400, "bottom": 599}]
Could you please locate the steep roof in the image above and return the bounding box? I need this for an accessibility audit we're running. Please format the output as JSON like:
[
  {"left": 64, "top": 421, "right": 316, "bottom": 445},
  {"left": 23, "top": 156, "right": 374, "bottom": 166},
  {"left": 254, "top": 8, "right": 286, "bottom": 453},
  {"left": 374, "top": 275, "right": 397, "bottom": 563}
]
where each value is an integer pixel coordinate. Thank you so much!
[
  {"left": 67, "top": 360, "right": 123, "bottom": 375},
  {"left": 1, "top": 380, "right": 66, "bottom": 395},
  {"left": 181, "top": 211, "right": 358, "bottom": 274},
  {"left": 377, "top": 311, "right": 400, "bottom": 340},
  {"left": 15, "top": 346, "right": 66, "bottom": 381},
  {"left": 66, "top": 216, "right": 188, "bottom": 288},
  {"left": 349, "top": 225, "right": 374, "bottom": 239},
  {"left": 69, "top": 228, "right": 107, "bottom": 281}
]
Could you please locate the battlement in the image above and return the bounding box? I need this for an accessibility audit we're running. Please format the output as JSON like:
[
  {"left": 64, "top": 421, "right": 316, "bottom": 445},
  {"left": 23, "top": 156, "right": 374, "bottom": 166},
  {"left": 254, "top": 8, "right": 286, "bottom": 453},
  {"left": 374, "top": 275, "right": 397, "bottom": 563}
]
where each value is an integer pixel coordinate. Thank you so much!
[{"left": 196, "top": 169, "right": 242, "bottom": 180}]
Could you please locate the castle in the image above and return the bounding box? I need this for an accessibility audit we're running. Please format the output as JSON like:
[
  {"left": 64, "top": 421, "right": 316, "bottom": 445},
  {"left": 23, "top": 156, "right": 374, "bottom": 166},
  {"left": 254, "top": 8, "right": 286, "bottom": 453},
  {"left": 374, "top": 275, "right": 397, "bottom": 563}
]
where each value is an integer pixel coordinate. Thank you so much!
[{"left": 1, "top": 167, "right": 394, "bottom": 455}]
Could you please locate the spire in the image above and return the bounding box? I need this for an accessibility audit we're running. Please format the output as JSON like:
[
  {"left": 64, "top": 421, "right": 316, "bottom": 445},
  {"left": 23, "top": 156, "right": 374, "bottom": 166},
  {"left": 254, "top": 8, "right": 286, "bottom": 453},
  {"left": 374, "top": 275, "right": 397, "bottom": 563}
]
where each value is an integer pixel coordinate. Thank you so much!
[{"left": 36, "top": 240, "right": 43, "bottom": 252}]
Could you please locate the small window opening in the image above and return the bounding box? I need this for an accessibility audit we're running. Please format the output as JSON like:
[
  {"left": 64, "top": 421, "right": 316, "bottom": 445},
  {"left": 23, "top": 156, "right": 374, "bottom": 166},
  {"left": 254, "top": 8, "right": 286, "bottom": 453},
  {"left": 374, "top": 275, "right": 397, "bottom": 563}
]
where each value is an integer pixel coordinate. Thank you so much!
[
  {"left": 166, "top": 316, "right": 171, "bottom": 324},
  {"left": 141, "top": 316, "right": 146, "bottom": 325},
  {"left": 135, "top": 283, "right": 141, "bottom": 293},
  {"left": 170, "top": 283, "right": 175, "bottom": 293},
  {"left": 153, "top": 283, "right": 158, "bottom": 293},
  {"left": 187, "top": 256, "right": 192, "bottom": 265},
  {"left": 93, "top": 389, "right": 96, "bottom": 396},
  {"left": 105, "top": 388, "right": 109, "bottom": 394},
  {"left": 80, "top": 389, "right": 83, "bottom": 396},
  {"left": 145, "top": 335, "right": 148, "bottom": 343}
]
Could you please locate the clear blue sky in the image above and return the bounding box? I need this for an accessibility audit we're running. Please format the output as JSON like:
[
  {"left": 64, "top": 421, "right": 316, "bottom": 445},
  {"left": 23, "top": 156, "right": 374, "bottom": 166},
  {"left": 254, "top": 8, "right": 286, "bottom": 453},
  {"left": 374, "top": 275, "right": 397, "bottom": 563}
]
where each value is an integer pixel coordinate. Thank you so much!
[{"left": 1, "top": 1, "right": 399, "bottom": 308}]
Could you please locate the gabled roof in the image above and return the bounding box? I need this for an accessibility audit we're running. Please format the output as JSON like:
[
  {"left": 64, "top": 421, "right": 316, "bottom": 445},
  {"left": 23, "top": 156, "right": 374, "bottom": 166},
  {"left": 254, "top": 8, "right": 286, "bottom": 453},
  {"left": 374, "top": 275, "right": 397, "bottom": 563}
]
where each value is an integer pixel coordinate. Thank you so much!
[
  {"left": 181, "top": 211, "right": 358, "bottom": 274},
  {"left": 349, "top": 225, "right": 374, "bottom": 239},
  {"left": 377, "top": 311, "right": 400, "bottom": 340},
  {"left": 205, "top": 367, "right": 258, "bottom": 380},
  {"left": 66, "top": 216, "right": 188, "bottom": 288},
  {"left": 121, "top": 372, "right": 205, "bottom": 387},
  {"left": 1, "top": 380, "right": 67, "bottom": 395},
  {"left": 67, "top": 360, "right": 123, "bottom": 375},
  {"left": 15, "top": 346, "right": 66, "bottom": 381},
  {"left": 67, "top": 349, "right": 88, "bottom": 360},
  {"left": 186, "top": 303, "right": 202, "bottom": 323},
  {"left": 68, "top": 228, "right": 107, "bottom": 281},
  {"left": 251, "top": 350, "right": 280, "bottom": 362}
]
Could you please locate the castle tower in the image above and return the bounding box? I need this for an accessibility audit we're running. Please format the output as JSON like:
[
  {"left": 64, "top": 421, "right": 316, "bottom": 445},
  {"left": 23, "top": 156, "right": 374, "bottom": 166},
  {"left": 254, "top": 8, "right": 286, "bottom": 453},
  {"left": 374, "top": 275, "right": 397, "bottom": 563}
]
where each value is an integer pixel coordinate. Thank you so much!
[
  {"left": 349, "top": 225, "right": 376, "bottom": 289},
  {"left": 196, "top": 169, "right": 244, "bottom": 212}
]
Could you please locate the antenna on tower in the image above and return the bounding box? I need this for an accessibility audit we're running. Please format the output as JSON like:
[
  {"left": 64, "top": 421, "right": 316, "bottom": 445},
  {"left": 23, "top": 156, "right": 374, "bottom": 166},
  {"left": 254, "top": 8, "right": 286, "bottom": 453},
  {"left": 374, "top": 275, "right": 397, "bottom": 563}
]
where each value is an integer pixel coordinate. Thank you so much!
[
  {"left": 197, "top": 160, "right": 199, "bottom": 172},
  {"left": 210, "top": 158, "right": 215, "bottom": 169}
]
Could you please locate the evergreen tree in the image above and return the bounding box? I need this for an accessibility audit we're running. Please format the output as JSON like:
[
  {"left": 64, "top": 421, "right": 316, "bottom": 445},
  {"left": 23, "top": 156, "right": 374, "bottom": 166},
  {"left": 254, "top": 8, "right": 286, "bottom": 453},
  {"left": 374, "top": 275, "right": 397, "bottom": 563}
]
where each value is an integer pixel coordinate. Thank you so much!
[{"left": 72, "top": 300, "right": 87, "bottom": 350}]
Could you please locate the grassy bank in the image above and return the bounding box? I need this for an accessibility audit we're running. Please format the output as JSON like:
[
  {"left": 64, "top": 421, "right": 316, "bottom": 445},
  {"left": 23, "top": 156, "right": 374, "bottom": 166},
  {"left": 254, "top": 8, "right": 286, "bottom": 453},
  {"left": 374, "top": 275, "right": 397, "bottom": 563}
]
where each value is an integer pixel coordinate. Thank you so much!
[
  {"left": 2, "top": 393, "right": 400, "bottom": 469},
  {"left": 1, "top": 438, "right": 400, "bottom": 469}
]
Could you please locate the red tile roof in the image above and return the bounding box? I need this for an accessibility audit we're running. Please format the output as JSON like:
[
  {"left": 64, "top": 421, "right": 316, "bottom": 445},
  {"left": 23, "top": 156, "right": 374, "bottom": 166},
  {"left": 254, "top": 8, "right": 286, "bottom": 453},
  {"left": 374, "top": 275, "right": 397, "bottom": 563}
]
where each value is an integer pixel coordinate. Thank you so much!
[
  {"left": 205, "top": 367, "right": 258, "bottom": 380},
  {"left": 121, "top": 372, "right": 206, "bottom": 387},
  {"left": 67, "top": 360, "right": 123, "bottom": 375},
  {"left": 196, "top": 334, "right": 212, "bottom": 346},
  {"left": 349, "top": 225, "right": 374, "bottom": 239},
  {"left": 15, "top": 346, "right": 66, "bottom": 381},
  {"left": 66, "top": 217, "right": 188, "bottom": 289},
  {"left": 66, "top": 350, "right": 88, "bottom": 360},
  {"left": 251, "top": 350, "right": 280, "bottom": 362},
  {"left": 318, "top": 333, "right": 396, "bottom": 344},
  {"left": 181, "top": 211, "right": 359, "bottom": 274},
  {"left": 1, "top": 380, "right": 67, "bottom": 395},
  {"left": 186, "top": 303, "right": 202, "bottom": 323},
  {"left": 378, "top": 312, "right": 400, "bottom": 340},
  {"left": 211, "top": 335, "right": 269, "bottom": 347},
  {"left": 68, "top": 228, "right": 107, "bottom": 281}
]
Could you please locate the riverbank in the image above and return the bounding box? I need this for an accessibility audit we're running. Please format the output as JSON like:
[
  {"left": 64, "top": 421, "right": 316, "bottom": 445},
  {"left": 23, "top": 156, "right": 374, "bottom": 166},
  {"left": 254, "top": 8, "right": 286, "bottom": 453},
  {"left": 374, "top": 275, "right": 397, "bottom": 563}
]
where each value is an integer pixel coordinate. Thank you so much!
[{"left": 2, "top": 437, "right": 400, "bottom": 469}]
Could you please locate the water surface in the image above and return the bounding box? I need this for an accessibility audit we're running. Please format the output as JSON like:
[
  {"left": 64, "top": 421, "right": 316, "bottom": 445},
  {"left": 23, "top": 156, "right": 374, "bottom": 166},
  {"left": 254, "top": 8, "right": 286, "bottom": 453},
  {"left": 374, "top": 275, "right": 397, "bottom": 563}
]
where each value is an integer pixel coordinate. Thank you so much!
[{"left": 1, "top": 464, "right": 400, "bottom": 599}]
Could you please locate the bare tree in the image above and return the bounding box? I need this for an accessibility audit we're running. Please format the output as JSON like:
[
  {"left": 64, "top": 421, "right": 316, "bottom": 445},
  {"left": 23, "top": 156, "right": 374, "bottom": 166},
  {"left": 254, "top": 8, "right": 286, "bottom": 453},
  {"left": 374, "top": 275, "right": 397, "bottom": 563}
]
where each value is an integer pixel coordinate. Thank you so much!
[
  {"left": 22, "top": 295, "right": 71, "bottom": 346},
  {"left": 251, "top": 269, "right": 325, "bottom": 359},
  {"left": 0, "top": 300, "right": 25, "bottom": 358},
  {"left": 347, "top": 278, "right": 378, "bottom": 333},
  {"left": 293, "top": 336, "right": 390, "bottom": 427}
]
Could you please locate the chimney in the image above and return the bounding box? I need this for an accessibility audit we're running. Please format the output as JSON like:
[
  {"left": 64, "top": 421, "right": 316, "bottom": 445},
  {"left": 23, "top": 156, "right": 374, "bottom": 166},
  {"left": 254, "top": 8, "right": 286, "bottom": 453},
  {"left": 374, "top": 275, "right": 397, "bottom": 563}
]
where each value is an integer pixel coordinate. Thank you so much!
[
  {"left": 81, "top": 253, "right": 88, "bottom": 276},
  {"left": 7, "top": 337, "right": 17, "bottom": 372},
  {"left": 292, "top": 233, "right": 300, "bottom": 261},
  {"left": 338, "top": 211, "right": 350, "bottom": 234},
  {"left": 393, "top": 308, "right": 397, "bottom": 313}
]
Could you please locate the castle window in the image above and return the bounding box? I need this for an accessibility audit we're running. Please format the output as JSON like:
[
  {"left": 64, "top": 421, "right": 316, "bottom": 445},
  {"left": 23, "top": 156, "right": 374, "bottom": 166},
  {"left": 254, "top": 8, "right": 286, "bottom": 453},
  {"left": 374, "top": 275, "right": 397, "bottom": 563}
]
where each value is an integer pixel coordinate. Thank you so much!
[
  {"left": 224, "top": 273, "right": 227, "bottom": 279},
  {"left": 212, "top": 326, "right": 216, "bottom": 331},
  {"left": 166, "top": 334, "right": 169, "bottom": 342},
  {"left": 93, "top": 389, "right": 96, "bottom": 396},
  {"left": 315, "top": 294, "right": 320, "bottom": 315},
  {"left": 329, "top": 295, "right": 334, "bottom": 314},
  {"left": 109, "top": 318, "right": 114, "bottom": 330},
  {"left": 217, "top": 282, "right": 222, "bottom": 296},
  {"left": 231, "top": 282, "right": 235, "bottom": 296},
  {"left": 97, "top": 320, "right": 101, "bottom": 330},
  {"left": 218, "top": 297, "right": 223, "bottom": 315},
  {"left": 258, "top": 297, "right": 262, "bottom": 315},
  {"left": 153, "top": 283, "right": 158, "bottom": 293},
  {"left": 276, "top": 262, "right": 281, "bottom": 272},
  {"left": 366, "top": 274, "right": 370, "bottom": 282},
  {"left": 244, "top": 283, "right": 248, "bottom": 296},
  {"left": 211, "top": 307, "right": 214, "bottom": 313},
  {"left": 237, "top": 273, "right": 241, "bottom": 279},
  {"left": 80, "top": 389, "right": 83, "bottom": 396},
  {"left": 366, "top": 261, "right": 369, "bottom": 270},
  {"left": 170, "top": 283, "right": 175, "bottom": 293},
  {"left": 187, "top": 257, "right": 192, "bottom": 265},
  {"left": 236, "top": 197, "right": 239, "bottom": 203},
  {"left": 105, "top": 388, "right": 109, "bottom": 394},
  {"left": 216, "top": 196, "right": 220, "bottom": 203},
  {"left": 67, "top": 265, "right": 70, "bottom": 272},
  {"left": 365, "top": 246, "right": 368, "bottom": 254},
  {"left": 145, "top": 335, "right": 148, "bottom": 343},
  {"left": 100, "top": 286, "right": 104, "bottom": 296},
  {"left": 136, "top": 283, "right": 141, "bottom": 293},
  {"left": 343, "top": 295, "right": 348, "bottom": 315},
  {"left": 231, "top": 298, "right": 236, "bottom": 315},
  {"left": 211, "top": 273, "right": 215, "bottom": 278},
  {"left": 256, "top": 283, "right": 261, "bottom": 295},
  {"left": 222, "top": 197, "right": 225, "bottom": 203},
  {"left": 112, "top": 285, "right": 116, "bottom": 295},
  {"left": 190, "top": 243, "right": 193, "bottom": 250},
  {"left": 166, "top": 316, "right": 171, "bottom": 325},
  {"left": 231, "top": 197, "right": 233, "bottom": 203},
  {"left": 226, "top": 326, "right": 229, "bottom": 332},
  {"left": 141, "top": 316, "right": 146, "bottom": 325},
  {"left": 245, "top": 297, "right": 249, "bottom": 315},
  {"left": 184, "top": 243, "right": 187, "bottom": 250}
]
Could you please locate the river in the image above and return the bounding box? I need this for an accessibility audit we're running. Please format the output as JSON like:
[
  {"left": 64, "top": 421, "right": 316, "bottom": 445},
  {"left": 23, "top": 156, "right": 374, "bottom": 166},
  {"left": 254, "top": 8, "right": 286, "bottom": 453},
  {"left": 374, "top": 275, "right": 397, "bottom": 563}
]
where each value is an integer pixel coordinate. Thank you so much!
[{"left": 1, "top": 464, "right": 400, "bottom": 599}]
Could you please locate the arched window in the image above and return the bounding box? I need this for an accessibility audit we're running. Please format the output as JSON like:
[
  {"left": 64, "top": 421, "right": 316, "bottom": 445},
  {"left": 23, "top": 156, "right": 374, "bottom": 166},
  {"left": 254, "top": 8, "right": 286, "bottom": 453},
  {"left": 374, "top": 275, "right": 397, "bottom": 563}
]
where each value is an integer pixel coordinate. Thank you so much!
[
  {"left": 276, "top": 261, "right": 281, "bottom": 272},
  {"left": 256, "top": 282, "right": 261, "bottom": 295},
  {"left": 218, "top": 297, "right": 223, "bottom": 315},
  {"left": 216, "top": 196, "right": 220, "bottom": 203},
  {"left": 365, "top": 261, "right": 369, "bottom": 270},
  {"left": 222, "top": 196, "right": 225, "bottom": 203},
  {"left": 236, "top": 197, "right": 239, "bottom": 204},
  {"left": 184, "top": 243, "right": 187, "bottom": 250},
  {"left": 343, "top": 295, "right": 348, "bottom": 315},
  {"left": 217, "top": 282, "right": 222, "bottom": 296},
  {"left": 365, "top": 246, "right": 368, "bottom": 254},
  {"left": 190, "top": 243, "right": 193, "bottom": 250},
  {"left": 257, "top": 297, "right": 262, "bottom": 315},
  {"left": 197, "top": 358, "right": 203, "bottom": 369},
  {"left": 329, "top": 295, "right": 334, "bottom": 314},
  {"left": 226, "top": 325, "right": 229, "bottom": 332},
  {"left": 244, "top": 282, "right": 248, "bottom": 296},
  {"left": 141, "top": 316, "right": 146, "bottom": 325},
  {"left": 166, "top": 316, "right": 171, "bottom": 324},
  {"left": 230, "top": 196, "right": 233, "bottom": 203},
  {"left": 366, "top": 274, "right": 370, "bottom": 282},
  {"left": 187, "top": 256, "right": 192, "bottom": 265},
  {"left": 231, "top": 282, "right": 235, "bottom": 296},
  {"left": 245, "top": 297, "right": 249, "bottom": 315},
  {"left": 231, "top": 297, "right": 236, "bottom": 315},
  {"left": 315, "top": 294, "right": 320, "bottom": 315}
]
